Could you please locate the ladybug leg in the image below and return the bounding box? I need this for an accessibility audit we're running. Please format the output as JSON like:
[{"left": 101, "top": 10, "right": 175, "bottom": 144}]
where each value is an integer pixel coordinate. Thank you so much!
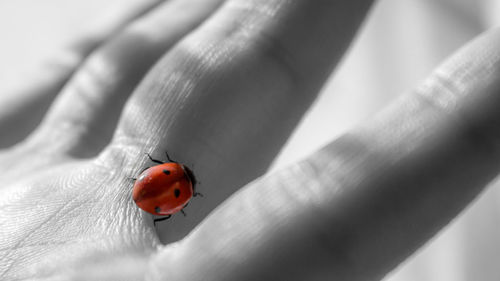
[
  {"left": 146, "top": 153, "right": 164, "bottom": 164},
  {"left": 127, "top": 177, "right": 137, "bottom": 181},
  {"left": 180, "top": 203, "right": 189, "bottom": 216},
  {"left": 193, "top": 192, "right": 203, "bottom": 197},
  {"left": 153, "top": 214, "right": 171, "bottom": 226}
]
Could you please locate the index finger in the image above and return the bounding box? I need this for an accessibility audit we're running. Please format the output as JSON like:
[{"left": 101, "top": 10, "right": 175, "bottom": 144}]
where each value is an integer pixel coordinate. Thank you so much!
[{"left": 105, "top": 0, "right": 374, "bottom": 240}]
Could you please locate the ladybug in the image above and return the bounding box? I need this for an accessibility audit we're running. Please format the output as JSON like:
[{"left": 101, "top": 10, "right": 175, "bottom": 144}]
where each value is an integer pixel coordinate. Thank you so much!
[{"left": 132, "top": 152, "right": 201, "bottom": 225}]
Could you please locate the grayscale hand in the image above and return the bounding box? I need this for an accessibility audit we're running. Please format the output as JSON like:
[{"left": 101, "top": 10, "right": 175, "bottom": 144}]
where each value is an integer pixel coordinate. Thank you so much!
[{"left": 1, "top": 1, "right": 499, "bottom": 280}]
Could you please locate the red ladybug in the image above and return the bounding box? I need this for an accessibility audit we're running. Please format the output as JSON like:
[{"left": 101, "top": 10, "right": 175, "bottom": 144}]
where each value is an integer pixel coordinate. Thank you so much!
[{"left": 132, "top": 152, "right": 201, "bottom": 224}]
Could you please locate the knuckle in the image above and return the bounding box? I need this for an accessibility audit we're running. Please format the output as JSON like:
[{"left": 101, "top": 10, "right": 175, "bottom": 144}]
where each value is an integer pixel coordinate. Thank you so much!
[{"left": 415, "top": 62, "right": 500, "bottom": 155}]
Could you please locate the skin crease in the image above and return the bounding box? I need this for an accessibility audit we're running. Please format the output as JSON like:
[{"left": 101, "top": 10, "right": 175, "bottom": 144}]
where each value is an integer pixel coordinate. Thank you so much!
[{"left": 1, "top": 1, "right": 500, "bottom": 281}]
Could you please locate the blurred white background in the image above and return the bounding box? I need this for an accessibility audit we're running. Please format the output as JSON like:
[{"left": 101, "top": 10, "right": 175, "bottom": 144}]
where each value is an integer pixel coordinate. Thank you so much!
[{"left": 1, "top": 0, "right": 499, "bottom": 280}]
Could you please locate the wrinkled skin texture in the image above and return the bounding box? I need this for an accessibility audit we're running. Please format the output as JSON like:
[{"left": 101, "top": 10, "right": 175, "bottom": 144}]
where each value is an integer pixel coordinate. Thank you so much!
[{"left": 2, "top": 0, "right": 500, "bottom": 280}]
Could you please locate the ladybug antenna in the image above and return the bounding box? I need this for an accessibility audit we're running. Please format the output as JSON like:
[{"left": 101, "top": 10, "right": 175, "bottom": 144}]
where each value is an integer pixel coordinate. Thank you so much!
[
  {"left": 145, "top": 153, "right": 164, "bottom": 164},
  {"left": 165, "top": 151, "right": 176, "bottom": 163}
]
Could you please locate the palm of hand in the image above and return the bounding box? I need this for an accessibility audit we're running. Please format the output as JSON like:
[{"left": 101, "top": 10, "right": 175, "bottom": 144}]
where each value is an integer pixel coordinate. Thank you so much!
[{"left": 0, "top": 143, "right": 158, "bottom": 279}]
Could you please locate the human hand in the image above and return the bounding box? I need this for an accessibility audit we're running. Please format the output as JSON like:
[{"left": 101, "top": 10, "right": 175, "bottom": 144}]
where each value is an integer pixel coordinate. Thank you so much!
[{"left": 2, "top": 0, "right": 500, "bottom": 280}]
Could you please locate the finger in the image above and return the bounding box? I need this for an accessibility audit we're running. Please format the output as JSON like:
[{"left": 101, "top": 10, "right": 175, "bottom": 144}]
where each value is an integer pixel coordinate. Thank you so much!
[
  {"left": 0, "top": 0, "right": 164, "bottom": 149},
  {"left": 108, "top": 0, "right": 374, "bottom": 240},
  {"left": 146, "top": 28, "right": 500, "bottom": 280},
  {"left": 21, "top": 0, "right": 225, "bottom": 158}
]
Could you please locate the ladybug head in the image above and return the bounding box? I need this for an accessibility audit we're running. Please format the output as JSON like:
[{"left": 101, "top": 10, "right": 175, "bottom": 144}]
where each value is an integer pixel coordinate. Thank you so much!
[{"left": 182, "top": 165, "right": 197, "bottom": 190}]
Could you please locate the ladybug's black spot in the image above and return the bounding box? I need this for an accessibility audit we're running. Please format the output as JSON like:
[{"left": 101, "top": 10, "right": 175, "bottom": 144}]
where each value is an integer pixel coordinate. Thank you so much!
[
  {"left": 155, "top": 206, "right": 161, "bottom": 213},
  {"left": 174, "top": 189, "right": 180, "bottom": 198},
  {"left": 163, "top": 169, "right": 170, "bottom": 175}
]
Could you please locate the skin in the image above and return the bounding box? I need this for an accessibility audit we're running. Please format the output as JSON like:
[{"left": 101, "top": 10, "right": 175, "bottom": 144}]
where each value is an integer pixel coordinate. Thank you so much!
[{"left": 0, "top": 0, "right": 499, "bottom": 280}]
